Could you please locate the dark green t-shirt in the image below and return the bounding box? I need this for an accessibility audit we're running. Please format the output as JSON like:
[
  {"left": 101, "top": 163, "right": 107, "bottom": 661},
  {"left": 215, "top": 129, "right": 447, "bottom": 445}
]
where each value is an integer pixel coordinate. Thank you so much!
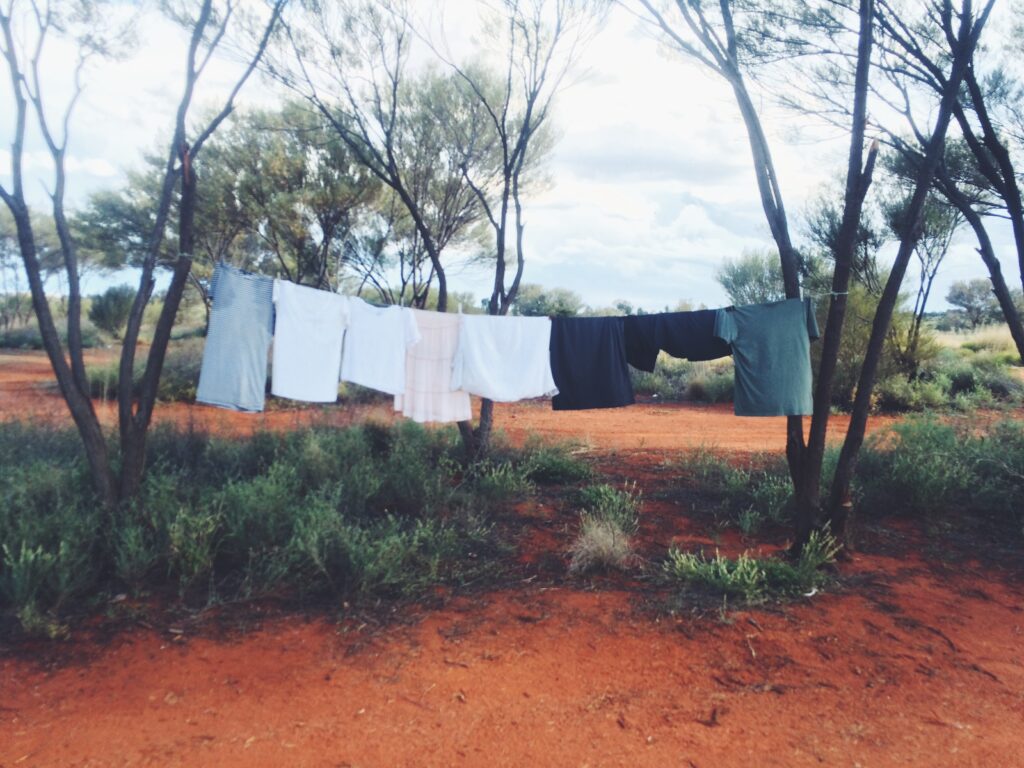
[{"left": 714, "top": 298, "right": 819, "bottom": 416}]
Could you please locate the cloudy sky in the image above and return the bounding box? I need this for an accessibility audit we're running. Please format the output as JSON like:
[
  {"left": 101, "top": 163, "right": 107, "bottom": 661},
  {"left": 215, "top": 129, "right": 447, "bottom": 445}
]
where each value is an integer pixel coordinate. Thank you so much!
[{"left": 1, "top": 1, "right": 1016, "bottom": 312}]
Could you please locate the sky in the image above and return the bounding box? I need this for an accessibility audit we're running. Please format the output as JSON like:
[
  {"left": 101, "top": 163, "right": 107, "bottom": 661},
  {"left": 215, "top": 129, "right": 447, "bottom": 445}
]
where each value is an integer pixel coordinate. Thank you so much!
[{"left": 1, "top": 1, "right": 1018, "bottom": 312}]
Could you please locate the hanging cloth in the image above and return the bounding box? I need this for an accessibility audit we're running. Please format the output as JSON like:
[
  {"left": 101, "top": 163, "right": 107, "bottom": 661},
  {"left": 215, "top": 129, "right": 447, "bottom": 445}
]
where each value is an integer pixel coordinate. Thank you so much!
[
  {"left": 451, "top": 314, "right": 558, "bottom": 402},
  {"left": 271, "top": 280, "right": 348, "bottom": 403},
  {"left": 340, "top": 297, "right": 421, "bottom": 396},
  {"left": 394, "top": 308, "right": 472, "bottom": 423},
  {"left": 623, "top": 309, "right": 732, "bottom": 372},
  {"left": 713, "top": 297, "right": 819, "bottom": 416},
  {"left": 196, "top": 263, "right": 274, "bottom": 412},
  {"left": 549, "top": 316, "right": 635, "bottom": 411}
]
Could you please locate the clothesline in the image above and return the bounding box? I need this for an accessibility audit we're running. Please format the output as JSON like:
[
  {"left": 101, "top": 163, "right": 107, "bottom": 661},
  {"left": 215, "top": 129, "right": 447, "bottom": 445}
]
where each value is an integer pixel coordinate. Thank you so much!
[{"left": 195, "top": 262, "right": 820, "bottom": 422}]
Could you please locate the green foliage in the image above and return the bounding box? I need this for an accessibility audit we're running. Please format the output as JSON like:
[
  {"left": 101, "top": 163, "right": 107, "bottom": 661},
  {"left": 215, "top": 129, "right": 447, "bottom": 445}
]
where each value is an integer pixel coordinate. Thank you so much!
[
  {"left": 0, "top": 320, "right": 101, "bottom": 350},
  {"left": 0, "top": 453, "right": 102, "bottom": 635},
  {"left": 0, "top": 422, "right": 528, "bottom": 635},
  {"left": 89, "top": 338, "right": 205, "bottom": 402},
  {"left": 663, "top": 530, "right": 839, "bottom": 604},
  {"left": 88, "top": 284, "right": 136, "bottom": 339},
  {"left": 576, "top": 482, "right": 641, "bottom": 535},
  {"left": 511, "top": 283, "right": 584, "bottom": 317},
  {"left": 515, "top": 438, "right": 593, "bottom": 484},
  {"left": 715, "top": 248, "right": 785, "bottom": 306},
  {"left": 629, "top": 356, "right": 735, "bottom": 403},
  {"left": 675, "top": 450, "right": 792, "bottom": 533},
  {"left": 946, "top": 279, "right": 997, "bottom": 329},
  {"left": 685, "top": 368, "right": 735, "bottom": 404},
  {"left": 872, "top": 348, "right": 1024, "bottom": 412},
  {"left": 855, "top": 417, "right": 1024, "bottom": 529},
  {"left": 568, "top": 482, "right": 643, "bottom": 575}
]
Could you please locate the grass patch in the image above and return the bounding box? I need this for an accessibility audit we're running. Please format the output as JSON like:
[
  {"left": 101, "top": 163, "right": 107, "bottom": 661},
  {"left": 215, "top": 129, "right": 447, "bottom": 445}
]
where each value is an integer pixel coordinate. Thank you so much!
[
  {"left": 855, "top": 416, "right": 1024, "bottom": 531},
  {"left": 663, "top": 530, "right": 840, "bottom": 604},
  {"left": 0, "top": 421, "right": 539, "bottom": 637},
  {"left": 674, "top": 449, "right": 793, "bottom": 534},
  {"left": 568, "top": 482, "right": 643, "bottom": 574}
]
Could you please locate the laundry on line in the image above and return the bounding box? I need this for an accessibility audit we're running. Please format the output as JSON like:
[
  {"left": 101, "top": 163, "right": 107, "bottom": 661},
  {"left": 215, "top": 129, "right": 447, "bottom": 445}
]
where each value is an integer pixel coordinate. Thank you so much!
[{"left": 195, "top": 263, "right": 819, "bottom": 421}]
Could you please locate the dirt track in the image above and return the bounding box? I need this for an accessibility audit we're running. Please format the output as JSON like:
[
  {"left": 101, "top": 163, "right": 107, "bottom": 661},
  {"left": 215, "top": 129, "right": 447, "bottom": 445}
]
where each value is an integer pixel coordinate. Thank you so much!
[{"left": 1, "top": 349, "right": 1023, "bottom": 767}]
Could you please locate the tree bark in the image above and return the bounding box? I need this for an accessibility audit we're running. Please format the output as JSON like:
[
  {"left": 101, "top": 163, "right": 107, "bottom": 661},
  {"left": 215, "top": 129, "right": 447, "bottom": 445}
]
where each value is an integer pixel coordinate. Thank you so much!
[
  {"left": 937, "top": 170, "right": 1024, "bottom": 363},
  {"left": 793, "top": 0, "right": 877, "bottom": 551},
  {"left": 826, "top": 5, "right": 990, "bottom": 530}
]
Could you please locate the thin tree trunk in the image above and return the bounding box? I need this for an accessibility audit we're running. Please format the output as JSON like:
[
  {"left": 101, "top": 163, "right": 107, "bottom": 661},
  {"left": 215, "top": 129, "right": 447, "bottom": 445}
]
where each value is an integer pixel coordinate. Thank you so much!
[
  {"left": 826, "top": 7, "right": 987, "bottom": 530},
  {"left": 120, "top": 145, "right": 197, "bottom": 501},
  {"left": 793, "top": 0, "right": 877, "bottom": 551},
  {"left": 938, "top": 171, "right": 1024, "bottom": 362},
  {"left": 9, "top": 201, "right": 117, "bottom": 508}
]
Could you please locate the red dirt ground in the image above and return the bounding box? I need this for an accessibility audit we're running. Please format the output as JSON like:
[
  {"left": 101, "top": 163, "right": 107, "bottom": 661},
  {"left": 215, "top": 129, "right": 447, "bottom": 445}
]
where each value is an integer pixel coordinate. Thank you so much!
[{"left": 1, "top": 349, "right": 1023, "bottom": 767}]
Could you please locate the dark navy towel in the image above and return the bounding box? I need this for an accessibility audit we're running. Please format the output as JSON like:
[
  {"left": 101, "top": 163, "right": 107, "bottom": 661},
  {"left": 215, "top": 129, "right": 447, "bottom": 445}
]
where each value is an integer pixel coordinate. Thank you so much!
[
  {"left": 623, "top": 310, "right": 732, "bottom": 372},
  {"left": 550, "top": 316, "right": 635, "bottom": 411}
]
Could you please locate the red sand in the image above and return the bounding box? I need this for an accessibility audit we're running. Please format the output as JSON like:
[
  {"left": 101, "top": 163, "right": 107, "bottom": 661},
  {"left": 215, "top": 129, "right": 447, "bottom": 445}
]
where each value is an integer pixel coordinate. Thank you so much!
[{"left": 1, "top": 349, "right": 1023, "bottom": 767}]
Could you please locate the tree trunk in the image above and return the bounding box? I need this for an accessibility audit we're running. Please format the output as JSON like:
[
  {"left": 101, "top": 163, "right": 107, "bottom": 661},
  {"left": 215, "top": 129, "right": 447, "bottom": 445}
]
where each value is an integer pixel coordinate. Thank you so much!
[
  {"left": 826, "top": 15, "right": 982, "bottom": 531},
  {"left": 793, "top": 0, "right": 877, "bottom": 551},
  {"left": 938, "top": 171, "right": 1024, "bottom": 363},
  {"left": 119, "top": 146, "right": 197, "bottom": 501},
  {"left": 9, "top": 200, "right": 118, "bottom": 509}
]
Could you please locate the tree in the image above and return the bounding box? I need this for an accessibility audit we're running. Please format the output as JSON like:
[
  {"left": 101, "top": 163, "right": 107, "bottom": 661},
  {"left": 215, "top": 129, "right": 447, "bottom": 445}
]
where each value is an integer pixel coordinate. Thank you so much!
[
  {"left": 88, "top": 285, "right": 135, "bottom": 339},
  {"left": 436, "top": 0, "right": 602, "bottom": 453},
  {"left": 0, "top": 0, "right": 285, "bottom": 508},
  {"left": 946, "top": 278, "right": 993, "bottom": 329},
  {"left": 715, "top": 249, "right": 785, "bottom": 306},
  {"left": 632, "top": 0, "right": 880, "bottom": 547},
  {"left": 825, "top": 0, "right": 996, "bottom": 539},
  {"left": 270, "top": 1, "right": 489, "bottom": 313},
  {"left": 879, "top": 161, "right": 964, "bottom": 375},
  {"left": 511, "top": 283, "right": 583, "bottom": 317}
]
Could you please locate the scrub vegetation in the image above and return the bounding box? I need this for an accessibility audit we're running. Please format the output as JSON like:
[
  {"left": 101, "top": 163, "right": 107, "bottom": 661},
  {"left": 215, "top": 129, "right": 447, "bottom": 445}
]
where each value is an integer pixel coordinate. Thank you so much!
[
  {"left": 663, "top": 529, "right": 841, "bottom": 604},
  {"left": 673, "top": 417, "right": 1024, "bottom": 537},
  {"left": 568, "top": 482, "right": 643, "bottom": 574},
  {"left": 0, "top": 422, "right": 590, "bottom": 638}
]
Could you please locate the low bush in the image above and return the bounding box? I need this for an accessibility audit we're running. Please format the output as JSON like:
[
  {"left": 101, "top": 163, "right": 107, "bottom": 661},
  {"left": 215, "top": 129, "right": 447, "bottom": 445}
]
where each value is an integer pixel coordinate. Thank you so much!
[
  {"left": 89, "top": 339, "right": 205, "bottom": 403},
  {"left": 568, "top": 517, "right": 634, "bottom": 574},
  {"left": 629, "top": 355, "right": 735, "bottom": 403},
  {"left": 855, "top": 416, "right": 1024, "bottom": 530},
  {"left": 0, "top": 421, "right": 538, "bottom": 636},
  {"left": 568, "top": 482, "right": 643, "bottom": 574},
  {"left": 0, "top": 322, "right": 101, "bottom": 350},
  {"left": 872, "top": 348, "right": 1024, "bottom": 413},
  {"left": 686, "top": 368, "right": 735, "bottom": 404},
  {"left": 511, "top": 437, "right": 593, "bottom": 485},
  {"left": 674, "top": 450, "right": 792, "bottom": 533},
  {"left": 663, "top": 529, "right": 840, "bottom": 604}
]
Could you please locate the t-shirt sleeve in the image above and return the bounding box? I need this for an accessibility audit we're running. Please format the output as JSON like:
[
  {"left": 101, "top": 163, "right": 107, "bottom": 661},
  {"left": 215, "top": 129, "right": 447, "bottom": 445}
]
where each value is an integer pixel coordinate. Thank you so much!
[
  {"left": 404, "top": 307, "right": 422, "bottom": 347},
  {"left": 713, "top": 309, "right": 737, "bottom": 345},
  {"left": 272, "top": 278, "right": 281, "bottom": 305},
  {"left": 805, "top": 298, "right": 820, "bottom": 341}
]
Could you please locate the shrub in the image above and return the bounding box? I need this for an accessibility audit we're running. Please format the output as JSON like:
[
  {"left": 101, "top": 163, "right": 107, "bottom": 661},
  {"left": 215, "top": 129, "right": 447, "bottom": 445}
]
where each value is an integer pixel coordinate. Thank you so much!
[
  {"left": 630, "top": 356, "right": 694, "bottom": 399},
  {"left": 855, "top": 416, "right": 1024, "bottom": 530},
  {"left": 567, "top": 482, "right": 643, "bottom": 575},
  {"left": 518, "top": 439, "right": 593, "bottom": 485},
  {"left": 568, "top": 517, "right": 634, "bottom": 574},
  {"left": 0, "top": 321, "right": 101, "bottom": 350},
  {"left": 88, "top": 284, "right": 136, "bottom": 339},
  {"left": 685, "top": 368, "right": 735, "bottom": 404},
  {"left": 674, "top": 450, "right": 792, "bottom": 532},
  {"left": 663, "top": 529, "right": 839, "bottom": 604},
  {"left": 857, "top": 418, "right": 973, "bottom": 517},
  {"left": 0, "top": 422, "right": 522, "bottom": 635},
  {"left": 89, "top": 338, "right": 204, "bottom": 402},
  {"left": 576, "top": 482, "right": 641, "bottom": 535}
]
